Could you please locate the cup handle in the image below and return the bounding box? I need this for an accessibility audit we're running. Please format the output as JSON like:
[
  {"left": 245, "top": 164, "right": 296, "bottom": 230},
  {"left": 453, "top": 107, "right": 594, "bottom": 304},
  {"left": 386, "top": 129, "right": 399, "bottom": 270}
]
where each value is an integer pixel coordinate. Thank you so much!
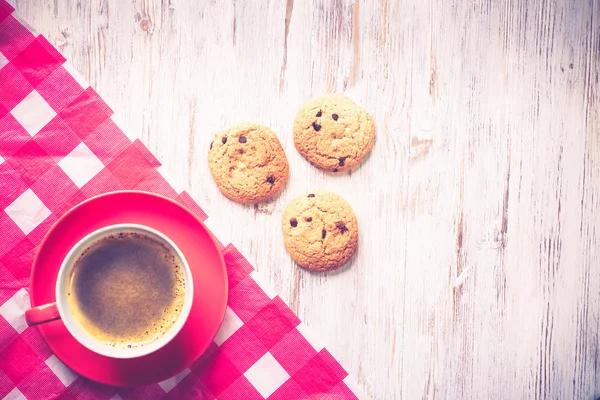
[{"left": 25, "top": 303, "right": 60, "bottom": 326}]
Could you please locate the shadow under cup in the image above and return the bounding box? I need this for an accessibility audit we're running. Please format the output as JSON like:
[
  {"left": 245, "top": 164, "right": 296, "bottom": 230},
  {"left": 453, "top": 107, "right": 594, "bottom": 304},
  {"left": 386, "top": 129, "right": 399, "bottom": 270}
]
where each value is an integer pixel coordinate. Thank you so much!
[{"left": 55, "top": 224, "right": 194, "bottom": 359}]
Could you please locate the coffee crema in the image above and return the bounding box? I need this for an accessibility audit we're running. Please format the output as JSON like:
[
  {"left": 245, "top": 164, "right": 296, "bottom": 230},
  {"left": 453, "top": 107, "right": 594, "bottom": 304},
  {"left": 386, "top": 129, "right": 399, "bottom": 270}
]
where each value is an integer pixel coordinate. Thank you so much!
[{"left": 67, "top": 231, "right": 186, "bottom": 349}]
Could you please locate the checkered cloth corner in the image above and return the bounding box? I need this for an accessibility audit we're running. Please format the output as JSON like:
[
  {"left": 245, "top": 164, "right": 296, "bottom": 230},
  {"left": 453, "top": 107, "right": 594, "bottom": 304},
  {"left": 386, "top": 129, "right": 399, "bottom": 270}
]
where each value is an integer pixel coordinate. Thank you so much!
[{"left": 0, "top": 3, "right": 366, "bottom": 400}]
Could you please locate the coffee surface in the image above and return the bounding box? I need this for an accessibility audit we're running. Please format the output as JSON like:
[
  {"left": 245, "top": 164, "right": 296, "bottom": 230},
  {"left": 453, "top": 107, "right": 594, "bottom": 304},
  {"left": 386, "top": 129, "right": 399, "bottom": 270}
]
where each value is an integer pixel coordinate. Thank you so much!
[{"left": 68, "top": 231, "right": 185, "bottom": 349}]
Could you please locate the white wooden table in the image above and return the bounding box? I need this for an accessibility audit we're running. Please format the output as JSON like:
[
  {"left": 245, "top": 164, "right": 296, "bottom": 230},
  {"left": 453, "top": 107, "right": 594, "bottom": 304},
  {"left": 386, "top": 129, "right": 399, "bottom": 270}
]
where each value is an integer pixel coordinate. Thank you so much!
[{"left": 12, "top": 0, "right": 600, "bottom": 398}]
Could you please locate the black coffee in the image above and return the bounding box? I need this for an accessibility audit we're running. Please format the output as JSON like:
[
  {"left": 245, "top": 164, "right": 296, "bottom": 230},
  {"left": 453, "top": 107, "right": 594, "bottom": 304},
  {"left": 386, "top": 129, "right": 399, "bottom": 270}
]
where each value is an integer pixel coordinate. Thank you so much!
[{"left": 67, "top": 231, "right": 185, "bottom": 349}]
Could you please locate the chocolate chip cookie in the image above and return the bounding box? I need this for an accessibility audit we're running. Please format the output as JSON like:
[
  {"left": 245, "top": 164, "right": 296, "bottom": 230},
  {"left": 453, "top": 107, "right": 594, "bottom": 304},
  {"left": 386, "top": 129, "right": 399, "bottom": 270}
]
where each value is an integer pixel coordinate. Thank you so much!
[
  {"left": 293, "top": 94, "right": 375, "bottom": 172},
  {"left": 282, "top": 191, "right": 358, "bottom": 271},
  {"left": 208, "top": 123, "right": 289, "bottom": 204}
]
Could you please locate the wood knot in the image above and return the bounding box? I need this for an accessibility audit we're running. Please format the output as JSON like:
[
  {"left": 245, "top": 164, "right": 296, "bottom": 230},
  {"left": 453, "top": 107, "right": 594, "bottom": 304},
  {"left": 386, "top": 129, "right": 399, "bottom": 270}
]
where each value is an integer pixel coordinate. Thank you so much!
[{"left": 140, "top": 19, "right": 150, "bottom": 32}]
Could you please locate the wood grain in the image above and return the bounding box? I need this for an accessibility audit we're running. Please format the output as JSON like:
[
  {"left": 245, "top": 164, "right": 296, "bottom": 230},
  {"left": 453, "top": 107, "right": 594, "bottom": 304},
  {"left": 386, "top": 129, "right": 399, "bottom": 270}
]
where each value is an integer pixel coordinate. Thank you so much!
[{"left": 11, "top": 0, "right": 600, "bottom": 398}]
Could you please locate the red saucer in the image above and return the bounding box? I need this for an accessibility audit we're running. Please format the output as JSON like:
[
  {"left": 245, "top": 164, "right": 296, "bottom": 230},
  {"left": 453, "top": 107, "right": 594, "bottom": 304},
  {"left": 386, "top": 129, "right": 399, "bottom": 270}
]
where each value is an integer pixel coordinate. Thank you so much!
[{"left": 29, "top": 191, "right": 228, "bottom": 387}]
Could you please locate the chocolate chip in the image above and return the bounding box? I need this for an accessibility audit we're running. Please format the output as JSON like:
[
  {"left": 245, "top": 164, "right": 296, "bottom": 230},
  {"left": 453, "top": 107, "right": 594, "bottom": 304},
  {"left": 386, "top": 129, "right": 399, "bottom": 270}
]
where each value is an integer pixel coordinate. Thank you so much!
[
  {"left": 210, "top": 141, "right": 213, "bottom": 150},
  {"left": 266, "top": 175, "right": 275, "bottom": 184},
  {"left": 308, "top": 194, "right": 315, "bottom": 198},
  {"left": 290, "top": 218, "right": 298, "bottom": 227},
  {"left": 221, "top": 137, "right": 227, "bottom": 144},
  {"left": 338, "top": 157, "right": 346, "bottom": 166},
  {"left": 332, "top": 114, "right": 339, "bottom": 121},
  {"left": 239, "top": 136, "right": 247, "bottom": 143},
  {"left": 336, "top": 222, "right": 348, "bottom": 232},
  {"left": 333, "top": 168, "right": 339, "bottom": 172},
  {"left": 305, "top": 217, "right": 312, "bottom": 222},
  {"left": 322, "top": 229, "right": 326, "bottom": 239},
  {"left": 316, "top": 110, "right": 322, "bottom": 117},
  {"left": 312, "top": 122, "right": 321, "bottom": 131}
]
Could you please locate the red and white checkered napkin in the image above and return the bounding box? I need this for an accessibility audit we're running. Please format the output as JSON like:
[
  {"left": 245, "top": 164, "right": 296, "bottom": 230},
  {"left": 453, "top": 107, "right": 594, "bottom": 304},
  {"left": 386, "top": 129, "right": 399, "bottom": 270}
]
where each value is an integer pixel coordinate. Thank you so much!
[{"left": 0, "top": 3, "right": 365, "bottom": 400}]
